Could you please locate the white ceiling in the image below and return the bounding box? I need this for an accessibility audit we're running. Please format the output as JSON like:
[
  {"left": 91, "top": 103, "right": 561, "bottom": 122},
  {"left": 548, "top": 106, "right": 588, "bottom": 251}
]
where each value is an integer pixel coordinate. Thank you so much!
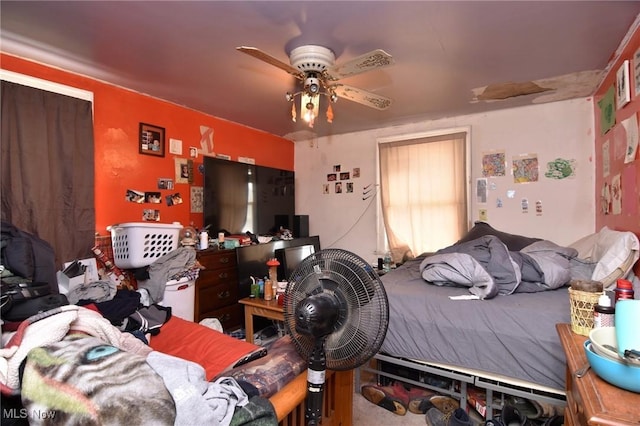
[{"left": 1, "top": 1, "right": 639, "bottom": 141}]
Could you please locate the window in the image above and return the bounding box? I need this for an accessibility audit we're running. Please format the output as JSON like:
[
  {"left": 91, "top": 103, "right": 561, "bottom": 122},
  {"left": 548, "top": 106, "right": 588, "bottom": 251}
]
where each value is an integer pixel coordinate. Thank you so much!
[{"left": 377, "top": 129, "right": 470, "bottom": 259}]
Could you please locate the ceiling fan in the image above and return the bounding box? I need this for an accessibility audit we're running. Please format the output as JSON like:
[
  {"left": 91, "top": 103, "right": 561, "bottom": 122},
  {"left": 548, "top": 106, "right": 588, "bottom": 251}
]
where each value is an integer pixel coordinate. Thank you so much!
[{"left": 237, "top": 44, "right": 394, "bottom": 127}]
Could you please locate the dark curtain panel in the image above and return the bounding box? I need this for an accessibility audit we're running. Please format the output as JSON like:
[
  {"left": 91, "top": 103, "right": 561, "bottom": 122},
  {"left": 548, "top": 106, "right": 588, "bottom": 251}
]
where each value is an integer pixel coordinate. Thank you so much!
[{"left": 1, "top": 81, "right": 95, "bottom": 269}]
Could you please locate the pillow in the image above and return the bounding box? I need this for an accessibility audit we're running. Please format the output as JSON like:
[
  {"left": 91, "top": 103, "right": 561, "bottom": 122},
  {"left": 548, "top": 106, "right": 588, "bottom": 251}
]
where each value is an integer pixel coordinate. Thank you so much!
[
  {"left": 456, "top": 221, "right": 542, "bottom": 251},
  {"left": 149, "top": 316, "right": 266, "bottom": 380},
  {"left": 569, "top": 227, "right": 640, "bottom": 288},
  {"left": 220, "top": 335, "right": 306, "bottom": 398}
]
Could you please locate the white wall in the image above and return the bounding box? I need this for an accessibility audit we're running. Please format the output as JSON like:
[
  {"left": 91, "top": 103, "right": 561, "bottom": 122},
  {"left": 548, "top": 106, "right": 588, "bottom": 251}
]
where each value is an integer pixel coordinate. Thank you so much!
[{"left": 295, "top": 98, "right": 595, "bottom": 264}]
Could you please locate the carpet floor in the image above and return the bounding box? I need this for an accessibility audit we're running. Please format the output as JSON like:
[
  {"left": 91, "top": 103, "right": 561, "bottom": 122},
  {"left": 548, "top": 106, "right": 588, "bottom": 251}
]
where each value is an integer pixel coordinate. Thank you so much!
[{"left": 353, "top": 391, "right": 427, "bottom": 426}]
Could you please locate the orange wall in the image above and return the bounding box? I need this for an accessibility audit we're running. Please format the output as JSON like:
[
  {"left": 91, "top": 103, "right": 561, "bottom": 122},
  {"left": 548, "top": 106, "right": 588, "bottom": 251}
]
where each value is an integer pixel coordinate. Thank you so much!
[
  {"left": 593, "top": 26, "right": 640, "bottom": 274},
  {"left": 1, "top": 53, "right": 294, "bottom": 235}
]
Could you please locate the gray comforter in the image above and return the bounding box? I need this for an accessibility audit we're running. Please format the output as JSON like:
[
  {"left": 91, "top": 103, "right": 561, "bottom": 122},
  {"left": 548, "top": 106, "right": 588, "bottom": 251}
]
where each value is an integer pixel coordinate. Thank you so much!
[{"left": 419, "top": 235, "right": 578, "bottom": 299}]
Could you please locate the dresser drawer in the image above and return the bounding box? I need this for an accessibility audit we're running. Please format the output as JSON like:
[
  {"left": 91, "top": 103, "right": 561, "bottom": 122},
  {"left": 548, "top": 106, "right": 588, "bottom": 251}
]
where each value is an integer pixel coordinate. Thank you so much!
[
  {"left": 198, "top": 303, "right": 243, "bottom": 330},
  {"left": 197, "top": 250, "right": 237, "bottom": 270},
  {"left": 197, "top": 266, "right": 238, "bottom": 287},
  {"left": 197, "top": 280, "right": 239, "bottom": 314}
]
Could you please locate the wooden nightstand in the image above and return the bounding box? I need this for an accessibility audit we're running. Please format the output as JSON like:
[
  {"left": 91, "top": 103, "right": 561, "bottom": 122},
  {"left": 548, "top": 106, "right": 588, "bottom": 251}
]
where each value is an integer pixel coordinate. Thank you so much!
[
  {"left": 556, "top": 323, "right": 640, "bottom": 425},
  {"left": 238, "top": 297, "right": 284, "bottom": 344}
]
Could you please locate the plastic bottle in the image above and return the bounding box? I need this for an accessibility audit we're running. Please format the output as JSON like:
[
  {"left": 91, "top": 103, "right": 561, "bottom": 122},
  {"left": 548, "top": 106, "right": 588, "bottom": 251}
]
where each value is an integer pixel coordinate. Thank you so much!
[
  {"left": 614, "top": 279, "right": 634, "bottom": 303},
  {"left": 258, "top": 278, "right": 265, "bottom": 299},
  {"left": 383, "top": 252, "right": 393, "bottom": 273},
  {"left": 250, "top": 277, "right": 259, "bottom": 298},
  {"left": 264, "top": 279, "right": 273, "bottom": 301},
  {"left": 593, "top": 293, "right": 615, "bottom": 328},
  {"left": 199, "top": 231, "right": 209, "bottom": 250}
]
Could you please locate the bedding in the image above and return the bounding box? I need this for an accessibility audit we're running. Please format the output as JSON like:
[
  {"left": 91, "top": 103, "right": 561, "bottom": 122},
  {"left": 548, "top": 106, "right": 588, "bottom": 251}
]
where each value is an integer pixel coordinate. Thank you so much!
[
  {"left": 380, "top": 255, "right": 571, "bottom": 390},
  {"left": 420, "top": 235, "right": 577, "bottom": 299},
  {"left": 379, "top": 223, "right": 639, "bottom": 393}
]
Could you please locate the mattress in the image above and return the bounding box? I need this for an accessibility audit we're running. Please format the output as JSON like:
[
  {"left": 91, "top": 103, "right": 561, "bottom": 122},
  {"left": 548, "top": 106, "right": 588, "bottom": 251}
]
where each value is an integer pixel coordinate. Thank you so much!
[{"left": 379, "top": 256, "right": 571, "bottom": 391}]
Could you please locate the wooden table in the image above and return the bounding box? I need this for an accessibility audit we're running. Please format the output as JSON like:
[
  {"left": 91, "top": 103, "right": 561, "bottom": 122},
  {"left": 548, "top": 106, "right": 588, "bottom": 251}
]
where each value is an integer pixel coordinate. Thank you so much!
[
  {"left": 556, "top": 323, "right": 640, "bottom": 425},
  {"left": 238, "top": 297, "right": 284, "bottom": 344}
]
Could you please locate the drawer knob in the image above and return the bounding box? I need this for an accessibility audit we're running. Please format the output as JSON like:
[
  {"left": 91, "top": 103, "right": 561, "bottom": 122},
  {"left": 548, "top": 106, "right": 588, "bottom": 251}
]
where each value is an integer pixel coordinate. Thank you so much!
[
  {"left": 217, "top": 290, "right": 230, "bottom": 299},
  {"left": 218, "top": 272, "right": 228, "bottom": 279},
  {"left": 220, "top": 314, "right": 231, "bottom": 323},
  {"left": 219, "top": 257, "right": 229, "bottom": 264}
]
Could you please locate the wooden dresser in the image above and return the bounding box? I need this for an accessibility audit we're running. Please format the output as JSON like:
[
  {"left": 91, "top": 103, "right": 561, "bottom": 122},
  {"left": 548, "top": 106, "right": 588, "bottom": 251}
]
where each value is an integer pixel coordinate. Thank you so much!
[
  {"left": 556, "top": 323, "right": 640, "bottom": 425},
  {"left": 195, "top": 249, "right": 243, "bottom": 330}
]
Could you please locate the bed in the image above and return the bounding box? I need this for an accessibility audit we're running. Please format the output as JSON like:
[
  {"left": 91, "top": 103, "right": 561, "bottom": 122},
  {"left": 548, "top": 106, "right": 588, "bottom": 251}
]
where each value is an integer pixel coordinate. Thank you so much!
[
  {"left": 1, "top": 306, "right": 353, "bottom": 426},
  {"left": 359, "top": 222, "right": 639, "bottom": 420}
]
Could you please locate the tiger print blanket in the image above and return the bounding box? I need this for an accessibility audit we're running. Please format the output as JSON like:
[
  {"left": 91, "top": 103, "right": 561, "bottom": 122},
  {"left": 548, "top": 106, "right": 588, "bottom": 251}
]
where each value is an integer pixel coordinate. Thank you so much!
[{"left": 21, "top": 334, "right": 176, "bottom": 425}]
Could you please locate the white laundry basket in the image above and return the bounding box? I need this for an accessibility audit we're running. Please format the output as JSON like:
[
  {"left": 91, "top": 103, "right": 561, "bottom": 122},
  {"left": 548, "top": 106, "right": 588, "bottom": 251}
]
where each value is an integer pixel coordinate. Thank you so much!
[
  {"left": 107, "top": 222, "right": 183, "bottom": 269},
  {"left": 162, "top": 277, "right": 195, "bottom": 322}
]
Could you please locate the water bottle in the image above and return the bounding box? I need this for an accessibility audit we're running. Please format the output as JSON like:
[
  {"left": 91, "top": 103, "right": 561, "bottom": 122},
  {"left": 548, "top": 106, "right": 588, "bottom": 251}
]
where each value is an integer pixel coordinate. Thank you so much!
[{"left": 383, "top": 252, "right": 392, "bottom": 273}]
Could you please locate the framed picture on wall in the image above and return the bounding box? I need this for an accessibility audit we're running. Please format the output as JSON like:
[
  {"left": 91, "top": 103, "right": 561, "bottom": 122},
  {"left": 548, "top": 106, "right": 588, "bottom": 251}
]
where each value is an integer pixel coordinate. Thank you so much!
[
  {"left": 139, "top": 123, "right": 165, "bottom": 157},
  {"left": 616, "top": 60, "right": 631, "bottom": 109}
]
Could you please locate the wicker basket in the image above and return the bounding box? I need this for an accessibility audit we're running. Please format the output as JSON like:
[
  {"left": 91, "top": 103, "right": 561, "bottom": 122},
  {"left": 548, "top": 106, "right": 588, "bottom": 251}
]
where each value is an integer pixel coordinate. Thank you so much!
[{"left": 568, "top": 287, "right": 601, "bottom": 336}]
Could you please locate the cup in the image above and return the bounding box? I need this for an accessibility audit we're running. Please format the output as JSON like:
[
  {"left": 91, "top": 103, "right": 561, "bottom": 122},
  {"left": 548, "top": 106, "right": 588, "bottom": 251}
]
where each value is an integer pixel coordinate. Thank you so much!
[{"left": 614, "top": 299, "right": 640, "bottom": 358}]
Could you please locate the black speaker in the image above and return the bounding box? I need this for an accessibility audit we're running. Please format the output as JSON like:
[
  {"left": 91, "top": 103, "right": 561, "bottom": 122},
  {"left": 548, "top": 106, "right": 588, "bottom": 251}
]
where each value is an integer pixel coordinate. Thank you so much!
[{"left": 293, "top": 215, "right": 309, "bottom": 238}]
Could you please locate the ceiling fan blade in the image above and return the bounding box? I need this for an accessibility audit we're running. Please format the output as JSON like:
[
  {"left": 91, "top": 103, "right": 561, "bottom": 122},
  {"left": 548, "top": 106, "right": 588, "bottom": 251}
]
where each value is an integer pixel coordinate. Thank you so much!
[
  {"left": 328, "top": 49, "right": 394, "bottom": 80},
  {"left": 236, "top": 46, "right": 303, "bottom": 79},
  {"left": 333, "top": 84, "right": 392, "bottom": 110}
]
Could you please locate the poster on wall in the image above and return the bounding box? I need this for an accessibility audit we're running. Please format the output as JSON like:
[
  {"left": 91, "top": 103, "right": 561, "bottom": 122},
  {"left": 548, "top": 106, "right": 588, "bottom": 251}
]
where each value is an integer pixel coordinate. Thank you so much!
[
  {"left": 191, "top": 186, "right": 203, "bottom": 213},
  {"left": 634, "top": 47, "right": 640, "bottom": 98},
  {"left": 602, "top": 139, "right": 610, "bottom": 178},
  {"left": 611, "top": 173, "right": 622, "bottom": 215},
  {"left": 512, "top": 153, "right": 539, "bottom": 183},
  {"left": 621, "top": 113, "right": 639, "bottom": 163},
  {"left": 199, "top": 125, "right": 215, "bottom": 156},
  {"left": 544, "top": 158, "right": 576, "bottom": 180},
  {"left": 476, "top": 178, "right": 488, "bottom": 203},
  {"left": 598, "top": 85, "right": 615, "bottom": 135},
  {"left": 481, "top": 150, "right": 506, "bottom": 177}
]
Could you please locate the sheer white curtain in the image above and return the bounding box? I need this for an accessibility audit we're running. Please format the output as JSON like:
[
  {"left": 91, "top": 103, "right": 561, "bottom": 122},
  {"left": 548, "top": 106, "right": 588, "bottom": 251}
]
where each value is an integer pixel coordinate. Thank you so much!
[{"left": 379, "top": 131, "right": 469, "bottom": 261}]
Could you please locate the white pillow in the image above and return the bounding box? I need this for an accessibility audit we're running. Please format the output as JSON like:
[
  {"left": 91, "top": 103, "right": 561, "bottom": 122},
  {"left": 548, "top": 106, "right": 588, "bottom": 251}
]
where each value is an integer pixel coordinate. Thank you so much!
[{"left": 569, "top": 227, "right": 639, "bottom": 288}]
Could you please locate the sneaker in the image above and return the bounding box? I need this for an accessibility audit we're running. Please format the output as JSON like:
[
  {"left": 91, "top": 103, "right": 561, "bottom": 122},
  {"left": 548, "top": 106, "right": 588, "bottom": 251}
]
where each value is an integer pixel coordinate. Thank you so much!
[
  {"left": 431, "top": 395, "right": 460, "bottom": 414},
  {"left": 426, "top": 407, "right": 473, "bottom": 426},
  {"left": 361, "top": 382, "right": 410, "bottom": 416}
]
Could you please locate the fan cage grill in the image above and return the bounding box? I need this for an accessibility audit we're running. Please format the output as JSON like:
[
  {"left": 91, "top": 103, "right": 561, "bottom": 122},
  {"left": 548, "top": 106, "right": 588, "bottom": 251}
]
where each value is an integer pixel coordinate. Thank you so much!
[{"left": 283, "top": 248, "right": 389, "bottom": 370}]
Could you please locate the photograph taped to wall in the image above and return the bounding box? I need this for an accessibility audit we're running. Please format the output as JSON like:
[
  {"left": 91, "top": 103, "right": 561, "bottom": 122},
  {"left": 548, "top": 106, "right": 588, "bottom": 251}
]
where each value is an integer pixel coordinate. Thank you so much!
[
  {"left": 143, "top": 209, "right": 160, "bottom": 221},
  {"left": 126, "top": 189, "right": 144, "bottom": 203},
  {"left": 340, "top": 172, "right": 350, "bottom": 180},
  {"left": 144, "top": 192, "right": 161, "bottom": 203},
  {"left": 158, "top": 178, "right": 174, "bottom": 190},
  {"left": 166, "top": 193, "right": 183, "bottom": 206}
]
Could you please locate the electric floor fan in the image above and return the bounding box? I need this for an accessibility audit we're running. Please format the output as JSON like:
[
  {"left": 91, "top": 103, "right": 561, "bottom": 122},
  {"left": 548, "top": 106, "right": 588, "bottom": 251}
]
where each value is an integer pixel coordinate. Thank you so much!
[{"left": 282, "top": 248, "right": 389, "bottom": 426}]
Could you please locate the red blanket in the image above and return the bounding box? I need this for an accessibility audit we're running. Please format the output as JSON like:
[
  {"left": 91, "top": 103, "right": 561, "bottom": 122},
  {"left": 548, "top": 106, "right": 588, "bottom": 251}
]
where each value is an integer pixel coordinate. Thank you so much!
[{"left": 149, "top": 316, "right": 266, "bottom": 380}]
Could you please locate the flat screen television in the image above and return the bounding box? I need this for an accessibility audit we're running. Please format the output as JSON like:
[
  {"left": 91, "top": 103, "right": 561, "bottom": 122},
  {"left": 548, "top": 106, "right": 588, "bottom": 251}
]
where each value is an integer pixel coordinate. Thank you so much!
[
  {"left": 203, "top": 157, "right": 295, "bottom": 236},
  {"left": 274, "top": 244, "right": 315, "bottom": 282}
]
